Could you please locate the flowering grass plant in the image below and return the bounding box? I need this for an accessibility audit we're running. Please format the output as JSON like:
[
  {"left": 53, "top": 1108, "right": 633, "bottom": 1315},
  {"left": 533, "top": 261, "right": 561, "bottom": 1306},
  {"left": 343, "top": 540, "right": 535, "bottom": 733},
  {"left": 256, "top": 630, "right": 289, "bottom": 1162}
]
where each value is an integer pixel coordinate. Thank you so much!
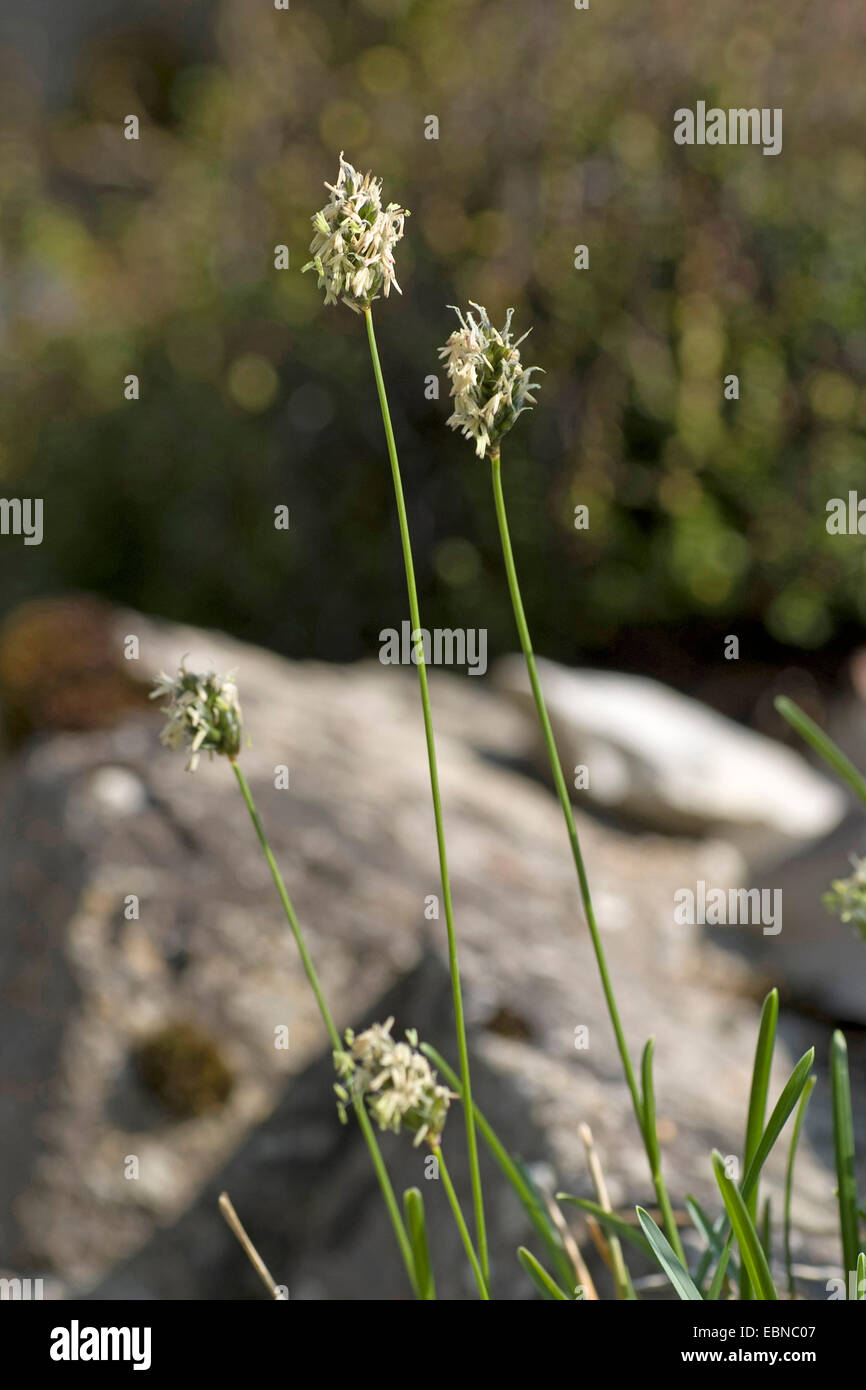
[{"left": 151, "top": 155, "right": 863, "bottom": 1303}]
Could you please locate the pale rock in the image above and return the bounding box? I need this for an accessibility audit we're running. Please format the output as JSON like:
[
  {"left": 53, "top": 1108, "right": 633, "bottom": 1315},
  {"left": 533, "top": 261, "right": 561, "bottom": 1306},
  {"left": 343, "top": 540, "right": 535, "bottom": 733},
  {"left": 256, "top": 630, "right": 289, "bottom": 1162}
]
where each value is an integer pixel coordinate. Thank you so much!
[
  {"left": 0, "top": 609, "right": 856, "bottom": 1298},
  {"left": 495, "top": 656, "right": 846, "bottom": 868}
]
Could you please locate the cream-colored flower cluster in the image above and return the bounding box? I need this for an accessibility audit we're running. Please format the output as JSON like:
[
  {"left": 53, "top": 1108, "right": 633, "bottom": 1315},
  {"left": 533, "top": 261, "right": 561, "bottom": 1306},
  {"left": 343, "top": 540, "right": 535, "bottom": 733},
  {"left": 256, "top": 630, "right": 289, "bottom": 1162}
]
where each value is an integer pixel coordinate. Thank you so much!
[
  {"left": 150, "top": 663, "right": 243, "bottom": 772},
  {"left": 824, "top": 855, "right": 866, "bottom": 942},
  {"left": 303, "top": 153, "right": 409, "bottom": 313},
  {"left": 333, "top": 1017, "right": 454, "bottom": 1147},
  {"left": 439, "top": 302, "right": 542, "bottom": 458}
]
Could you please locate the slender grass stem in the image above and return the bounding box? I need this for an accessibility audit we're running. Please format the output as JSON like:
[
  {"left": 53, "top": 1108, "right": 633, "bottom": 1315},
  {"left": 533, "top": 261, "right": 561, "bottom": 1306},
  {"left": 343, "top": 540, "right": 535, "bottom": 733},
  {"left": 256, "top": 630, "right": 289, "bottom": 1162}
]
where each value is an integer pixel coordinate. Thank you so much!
[
  {"left": 490, "top": 445, "right": 685, "bottom": 1264},
  {"left": 423, "top": 1042, "right": 577, "bottom": 1289},
  {"left": 365, "top": 305, "right": 489, "bottom": 1286},
  {"left": 233, "top": 762, "right": 337, "bottom": 1042},
  {"left": 436, "top": 1147, "right": 490, "bottom": 1299},
  {"left": 231, "top": 759, "right": 418, "bottom": 1296}
]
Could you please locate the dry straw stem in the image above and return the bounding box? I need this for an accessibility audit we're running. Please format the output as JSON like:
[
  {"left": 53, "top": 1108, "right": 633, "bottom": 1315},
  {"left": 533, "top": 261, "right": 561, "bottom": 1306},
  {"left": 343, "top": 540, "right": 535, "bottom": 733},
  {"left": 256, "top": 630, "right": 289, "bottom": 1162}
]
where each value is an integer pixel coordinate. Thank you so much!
[
  {"left": 579, "top": 1122, "right": 635, "bottom": 1299},
  {"left": 535, "top": 1170, "right": 598, "bottom": 1300},
  {"left": 219, "top": 1191, "right": 285, "bottom": 1300}
]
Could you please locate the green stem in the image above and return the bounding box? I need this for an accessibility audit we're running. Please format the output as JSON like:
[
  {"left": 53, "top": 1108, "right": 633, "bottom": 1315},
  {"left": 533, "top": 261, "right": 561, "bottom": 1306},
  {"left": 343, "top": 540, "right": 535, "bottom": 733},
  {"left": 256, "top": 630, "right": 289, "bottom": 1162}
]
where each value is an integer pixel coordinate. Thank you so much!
[
  {"left": 365, "top": 306, "right": 489, "bottom": 1286},
  {"left": 422, "top": 1042, "right": 576, "bottom": 1290},
  {"left": 489, "top": 445, "right": 685, "bottom": 1264},
  {"left": 231, "top": 759, "right": 418, "bottom": 1296},
  {"left": 436, "top": 1147, "right": 490, "bottom": 1300}
]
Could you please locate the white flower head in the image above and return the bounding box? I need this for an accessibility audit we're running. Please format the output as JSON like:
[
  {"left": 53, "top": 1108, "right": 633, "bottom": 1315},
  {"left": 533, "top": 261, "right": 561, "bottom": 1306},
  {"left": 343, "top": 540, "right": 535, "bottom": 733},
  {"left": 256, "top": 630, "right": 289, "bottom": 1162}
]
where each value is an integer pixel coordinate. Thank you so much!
[
  {"left": 439, "top": 302, "right": 543, "bottom": 458},
  {"left": 302, "top": 153, "right": 409, "bottom": 314},
  {"left": 150, "top": 661, "right": 243, "bottom": 772},
  {"left": 333, "top": 1017, "right": 454, "bottom": 1147}
]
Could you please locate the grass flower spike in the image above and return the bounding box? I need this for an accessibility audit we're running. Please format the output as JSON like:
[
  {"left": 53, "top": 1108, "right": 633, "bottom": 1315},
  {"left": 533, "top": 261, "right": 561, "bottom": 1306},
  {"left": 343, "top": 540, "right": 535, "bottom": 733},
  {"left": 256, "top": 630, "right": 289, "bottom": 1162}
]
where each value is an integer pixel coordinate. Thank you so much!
[
  {"left": 151, "top": 663, "right": 243, "bottom": 771},
  {"left": 334, "top": 1018, "right": 487, "bottom": 1298},
  {"left": 439, "top": 303, "right": 542, "bottom": 458},
  {"left": 302, "top": 152, "right": 409, "bottom": 313},
  {"left": 334, "top": 1017, "right": 454, "bottom": 1147}
]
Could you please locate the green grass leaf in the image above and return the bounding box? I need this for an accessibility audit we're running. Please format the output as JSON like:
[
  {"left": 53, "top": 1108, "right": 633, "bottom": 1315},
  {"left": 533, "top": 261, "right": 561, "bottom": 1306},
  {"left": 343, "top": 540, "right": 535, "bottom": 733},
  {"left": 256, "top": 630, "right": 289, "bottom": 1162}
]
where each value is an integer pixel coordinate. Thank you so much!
[
  {"left": 712, "top": 1152, "right": 777, "bottom": 1300},
  {"left": 857, "top": 1251, "right": 866, "bottom": 1300},
  {"left": 761, "top": 1197, "right": 772, "bottom": 1269},
  {"left": 640, "top": 1036, "right": 687, "bottom": 1264},
  {"left": 831, "top": 1030, "right": 860, "bottom": 1288},
  {"left": 517, "top": 1246, "right": 570, "bottom": 1300},
  {"left": 641, "top": 1038, "right": 661, "bottom": 1172},
  {"left": 775, "top": 696, "right": 866, "bottom": 806},
  {"left": 741, "top": 988, "right": 778, "bottom": 1298},
  {"left": 557, "top": 1194, "right": 652, "bottom": 1259},
  {"left": 784, "top": 1074, "right": 816, "bottom": 1298},
  {"left": 685, "top": 1195, "right": 739, "bottom": 1280},
  {"left": 704, "top": 1047, "right": 815, "bottom": 1297},
  {"left": 743, "top": 1048, "right": 815, "bottom": 1202},
  {"left": 636, "top": 1207, "right": 703, "bottom": 1300},
  {"left": 403, "top": 1187, "right": 435, "bottom": 1300}
]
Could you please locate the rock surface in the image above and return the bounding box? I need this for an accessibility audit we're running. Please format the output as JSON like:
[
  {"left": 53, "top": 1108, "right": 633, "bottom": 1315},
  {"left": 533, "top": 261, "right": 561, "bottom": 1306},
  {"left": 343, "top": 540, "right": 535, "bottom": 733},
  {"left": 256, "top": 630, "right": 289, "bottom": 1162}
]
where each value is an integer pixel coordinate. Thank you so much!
[
  {"left": 715, "top": 808, "right": 866, "bottom": 1025},
  {"left": 494, "top": 656, "right": 846, "bottom": 869},
  {"left": 0, "top": 604, "right": 859, "bottom": 1299},
  {"left": 719, "top": 683, "right": 866, "bottom": 1023}
]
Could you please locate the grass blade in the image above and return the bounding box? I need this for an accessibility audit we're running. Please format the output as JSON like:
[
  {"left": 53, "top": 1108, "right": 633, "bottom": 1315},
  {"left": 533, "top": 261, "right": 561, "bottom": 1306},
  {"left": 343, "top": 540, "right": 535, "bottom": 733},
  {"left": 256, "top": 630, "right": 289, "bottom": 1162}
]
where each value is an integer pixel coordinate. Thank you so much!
[
  {"left": 640, "top": 1037, "right": 686, "bottom": 1263},
  {"left": 741, "top": 988, "right": 778, "bottom": 1298},
  {"left": 703, "top": 1047, "right": 815, "bottom": 1296},
  {"left": 774, "top": 695, "right": 866, "bottom": 806},
  {"left": 744, "top": 1049, "right": 815, "bottom": 1202},
  {"left": 712, "top": 1151, "right": 777, "bottom": 1300},
  {"left": 403, "top": 1188, "right": 435, "bottom": 1300},
  {"left": 831, "top": 1030, "right": 860, "bottom": 1289},
  {"left": 705, "top": 1231, "right": 734, "bottom": 1302},
  {"left": 784, "top": 1074, "right": 816, "bottom": 1298},
  {"left": 558, "top": 1195, "right": 653, "bottom": 1259},
  {"left": 636, "top": 1207, "right": 703, "bottom": 1300},
  {"left": 517, "top": 1246, "right": 570, "bottom": 1300},
  {"left": 761, "top": 1196, "right": 772, "bottom": 1269},
  {"left": 857, "top": 1251, "right": 866, "bottom": 1300},
  {"left": 685, "top": 1195, "right": 739, "bottom": 1280}
]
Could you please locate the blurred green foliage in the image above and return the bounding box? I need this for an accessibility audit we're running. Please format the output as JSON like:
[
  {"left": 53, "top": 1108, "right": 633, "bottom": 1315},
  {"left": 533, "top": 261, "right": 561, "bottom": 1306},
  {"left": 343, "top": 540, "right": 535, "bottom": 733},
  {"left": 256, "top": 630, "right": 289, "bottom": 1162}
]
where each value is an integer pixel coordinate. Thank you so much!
[{"left": 1, "top": 0, "right": 866, "bottom": 666}]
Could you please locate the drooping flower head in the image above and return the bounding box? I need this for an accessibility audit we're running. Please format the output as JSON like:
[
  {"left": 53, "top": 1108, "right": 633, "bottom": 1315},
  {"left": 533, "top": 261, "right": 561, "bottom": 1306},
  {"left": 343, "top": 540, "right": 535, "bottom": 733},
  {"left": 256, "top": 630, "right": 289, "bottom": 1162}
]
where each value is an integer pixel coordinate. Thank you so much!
[
  {"left": 150, "top": 662, "right": 243, "bottom": 772},
  {"left": 333, "top": 1017, "right": 454, "bottom": 1147},
  {"left": 439, "top": 302, "right": 542, "bottom": 458},
  {"left": 303, "top": 153, "right": 409, "bottom": 314}
]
